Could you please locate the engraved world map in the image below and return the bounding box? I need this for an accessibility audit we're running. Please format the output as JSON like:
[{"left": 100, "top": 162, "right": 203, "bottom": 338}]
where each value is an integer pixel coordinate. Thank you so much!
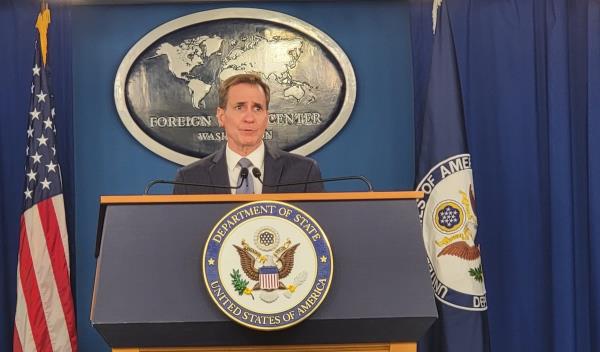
[
  {"left": 122, "top": 19, "right": 349, "bottom": 159},
  {"left": 155, "top": 34, "right": 314, "bottom": 108}
]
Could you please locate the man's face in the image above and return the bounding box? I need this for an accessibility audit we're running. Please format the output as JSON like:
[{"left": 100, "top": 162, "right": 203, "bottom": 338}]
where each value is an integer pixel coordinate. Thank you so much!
[{"left": 217, "top": 83, "right": 268, "bottom": 156}]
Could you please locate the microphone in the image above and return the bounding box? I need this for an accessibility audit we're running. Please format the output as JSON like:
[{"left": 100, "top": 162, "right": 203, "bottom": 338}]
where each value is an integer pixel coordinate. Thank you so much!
[
  {"left": 144, "top": 167, "right": 249, "bottom": 194},
  {"left": 251, "top": 168, "right": 373, "bottom": 192}
]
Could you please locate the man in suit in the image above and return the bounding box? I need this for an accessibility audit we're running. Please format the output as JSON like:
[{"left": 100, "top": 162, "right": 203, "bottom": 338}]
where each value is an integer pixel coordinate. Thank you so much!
[{"left": 173, "top": 73, "right": 324, "bottom": 194}]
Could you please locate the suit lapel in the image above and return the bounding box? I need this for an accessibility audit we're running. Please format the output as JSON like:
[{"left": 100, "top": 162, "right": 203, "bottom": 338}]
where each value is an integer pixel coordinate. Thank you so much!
[
  {"left": 263, "top": 144, "right": 283, "bottom": 194},
  {"left": 208, "top": 145, "right": 230, "bottom": 194}
]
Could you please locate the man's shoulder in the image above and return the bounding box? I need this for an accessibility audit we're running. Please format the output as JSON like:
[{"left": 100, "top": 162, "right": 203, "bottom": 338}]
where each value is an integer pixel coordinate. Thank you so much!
[
  {"left": 177, "top": 150, "right": 220, "bottom": 175},
  {"left": 267, "top": 145, "right": 318, "bottom": 166},
  {"left": 264, "top": 144, "right": 323, "bottom": 192}
]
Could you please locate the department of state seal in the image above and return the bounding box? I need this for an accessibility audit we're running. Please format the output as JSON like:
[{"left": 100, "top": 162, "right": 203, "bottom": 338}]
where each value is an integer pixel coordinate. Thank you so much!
[
  {"left": 203, "top": 201, "right": 333, "bottom": 330},
  {"left": 416, "top": 154, "right": 487, "bottom": 311}
]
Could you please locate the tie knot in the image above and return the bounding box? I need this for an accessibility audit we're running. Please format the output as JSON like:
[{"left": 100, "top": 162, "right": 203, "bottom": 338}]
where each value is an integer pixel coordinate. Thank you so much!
[{"left": 238, "top": 158, "right": 252, "bottom": 169}]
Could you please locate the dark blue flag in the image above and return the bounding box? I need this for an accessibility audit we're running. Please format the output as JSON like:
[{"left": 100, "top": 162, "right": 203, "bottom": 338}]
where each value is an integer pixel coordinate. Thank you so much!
[{"left": 415, "top": 2, "right": 490, "bottom": 352}]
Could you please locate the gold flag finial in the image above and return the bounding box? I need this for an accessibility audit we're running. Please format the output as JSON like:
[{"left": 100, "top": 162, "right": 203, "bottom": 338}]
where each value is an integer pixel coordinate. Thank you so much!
[{"left": 35, "top": 2, "right": 51, "bottom": 65}]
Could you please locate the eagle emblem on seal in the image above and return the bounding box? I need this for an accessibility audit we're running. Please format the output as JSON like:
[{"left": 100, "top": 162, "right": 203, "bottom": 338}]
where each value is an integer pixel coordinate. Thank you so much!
[
  {"left": 230, "top": 227, "right": 308, "bottom": 303},
  {"left": 436, "top": 185, "right": 481, "bottom": 261},
  {"left": 234, "top": 241, "right": 299, "bottom": 291}
]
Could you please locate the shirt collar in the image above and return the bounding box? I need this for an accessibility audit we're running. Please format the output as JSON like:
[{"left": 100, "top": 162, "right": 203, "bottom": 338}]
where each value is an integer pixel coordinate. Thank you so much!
[{"left": 225, "top": 142, "right": 265, "bottom": 172}]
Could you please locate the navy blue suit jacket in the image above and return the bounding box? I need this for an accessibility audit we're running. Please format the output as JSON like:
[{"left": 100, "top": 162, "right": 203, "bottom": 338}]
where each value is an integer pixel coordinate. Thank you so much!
[{"left": 173, "top": 144, "right": 324, "bottom": 194}]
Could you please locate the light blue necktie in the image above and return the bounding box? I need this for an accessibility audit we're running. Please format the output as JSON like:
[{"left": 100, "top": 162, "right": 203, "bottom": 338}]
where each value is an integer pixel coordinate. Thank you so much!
[{"left": 237, "top": 158, "right": 254, "bottom": 194}]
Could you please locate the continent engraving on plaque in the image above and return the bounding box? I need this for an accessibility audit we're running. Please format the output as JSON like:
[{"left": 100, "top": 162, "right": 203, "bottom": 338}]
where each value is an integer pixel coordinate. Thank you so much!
[{"left": 115, "top": 8, "right": 356, "bottom": 165}]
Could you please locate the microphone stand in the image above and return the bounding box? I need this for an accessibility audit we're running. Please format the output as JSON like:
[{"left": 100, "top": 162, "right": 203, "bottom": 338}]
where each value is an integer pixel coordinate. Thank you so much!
[
  {"left": 251, "top": 168, "right": 373, "bottom": 192},
  {"left": 144, "top": 168, "right": 249, "bottom": 195}
]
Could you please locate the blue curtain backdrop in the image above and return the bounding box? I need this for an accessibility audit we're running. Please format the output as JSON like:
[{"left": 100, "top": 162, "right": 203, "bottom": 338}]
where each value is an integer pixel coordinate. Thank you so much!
[
  {"left": 0, "top": 2, "right": 74, "bottom": 352},
  {"left": 411, "top": 0, "right": 600, "bottom": 351}
]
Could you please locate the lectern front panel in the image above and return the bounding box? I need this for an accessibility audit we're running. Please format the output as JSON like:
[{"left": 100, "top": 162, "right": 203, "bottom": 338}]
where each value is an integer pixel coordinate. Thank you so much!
[{"left": 92, "top": 195, "right": 436, "bottom": 347}]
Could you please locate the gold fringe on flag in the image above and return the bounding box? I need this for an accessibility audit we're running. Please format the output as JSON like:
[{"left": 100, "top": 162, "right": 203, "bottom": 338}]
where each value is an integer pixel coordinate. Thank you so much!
[{"left": 35, "top": 3, "right": 51, "bottom": 65}]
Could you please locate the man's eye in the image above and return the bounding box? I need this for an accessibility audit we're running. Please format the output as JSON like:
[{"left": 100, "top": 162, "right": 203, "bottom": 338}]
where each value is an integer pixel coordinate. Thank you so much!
[
  {"left": 253, "top": 106, "right": 263, "bottom": 112},
  {"left": 234, "top": 105, "right": 243, "bottom": 110}
]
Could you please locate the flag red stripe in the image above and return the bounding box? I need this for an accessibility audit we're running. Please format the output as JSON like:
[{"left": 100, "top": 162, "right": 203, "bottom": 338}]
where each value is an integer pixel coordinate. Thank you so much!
[
  {"left": 260, "top": 274, "right": 279, "bottom": 289},
  {"left": 13, "top": 326, "right": 24, "bottom": 352},
  {"left": 37, "top": 198, "right": 78, "bottom": 351},
  {"left": 18, "top": 215, "right": 53, "bottom": 351}
]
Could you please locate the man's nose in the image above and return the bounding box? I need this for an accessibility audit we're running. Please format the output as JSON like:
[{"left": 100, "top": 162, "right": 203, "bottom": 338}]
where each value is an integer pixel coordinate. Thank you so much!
[{"left": 242, "top": 108, "right": 255, "bottom": 122}]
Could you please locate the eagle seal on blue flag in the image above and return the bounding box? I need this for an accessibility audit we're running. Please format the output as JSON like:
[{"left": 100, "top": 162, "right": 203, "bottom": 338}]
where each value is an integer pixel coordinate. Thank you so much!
[
  {"left": 417, "top": 154, "right": 486, "bottom": 310},
  {"left": 414, "top": 1, "right": 490, "bottom": 351}
]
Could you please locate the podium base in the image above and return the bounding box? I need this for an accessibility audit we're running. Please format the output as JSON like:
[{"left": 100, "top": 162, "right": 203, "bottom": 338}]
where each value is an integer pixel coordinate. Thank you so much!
[{"left": 113, "top": 343, "right": 416, "bottom": 352}]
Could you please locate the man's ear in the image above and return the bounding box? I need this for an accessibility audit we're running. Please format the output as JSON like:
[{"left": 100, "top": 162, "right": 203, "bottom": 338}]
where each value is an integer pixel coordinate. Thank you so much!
[{"left": 216, "top": 107, "right": 224, "bottom": 127}]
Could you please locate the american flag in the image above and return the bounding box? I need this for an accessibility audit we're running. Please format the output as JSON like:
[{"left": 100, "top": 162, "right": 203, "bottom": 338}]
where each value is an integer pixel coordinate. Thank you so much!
[{"left": 13, "top": 7, "right": 78, "bottom": 352}]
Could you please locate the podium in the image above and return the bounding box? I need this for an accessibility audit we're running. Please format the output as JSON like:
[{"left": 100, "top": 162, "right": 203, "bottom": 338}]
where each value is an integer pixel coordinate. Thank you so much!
[{"left": 91, "top": 192, "right": 437, "bottom": 352}]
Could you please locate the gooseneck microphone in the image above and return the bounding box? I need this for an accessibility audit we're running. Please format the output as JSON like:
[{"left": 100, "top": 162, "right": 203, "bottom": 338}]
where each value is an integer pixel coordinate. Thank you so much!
[
  {"left": 251, "top": 168, "right": 374, "bottom": 192},
  {"left": 144, "top": 167, "right": 249, "bottom": 194}
]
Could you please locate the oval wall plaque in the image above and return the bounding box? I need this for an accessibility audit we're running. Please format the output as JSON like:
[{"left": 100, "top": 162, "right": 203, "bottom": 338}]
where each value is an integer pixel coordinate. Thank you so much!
[{"left": 114, "top": 8, "right": 356, "bottom": 165}]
